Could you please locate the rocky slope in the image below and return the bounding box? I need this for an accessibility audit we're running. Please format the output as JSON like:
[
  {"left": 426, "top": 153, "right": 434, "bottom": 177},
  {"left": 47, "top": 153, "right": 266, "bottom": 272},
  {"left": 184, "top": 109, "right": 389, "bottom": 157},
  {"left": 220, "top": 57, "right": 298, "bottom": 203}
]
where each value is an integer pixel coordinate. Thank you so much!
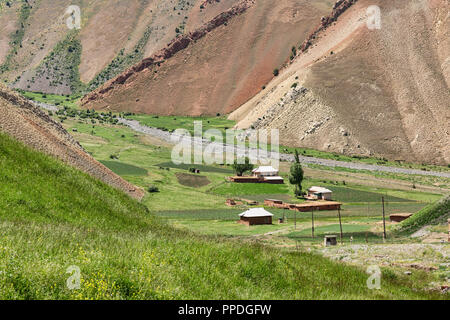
[
  {"left": 0, "top": 84, "right": 144, "bottom": 199},
  {"left": 0, "top": 0, "right": 238, "bottom": 94},
  {"left": 230, "top": 0, "right": 450, "bottom": 165}
]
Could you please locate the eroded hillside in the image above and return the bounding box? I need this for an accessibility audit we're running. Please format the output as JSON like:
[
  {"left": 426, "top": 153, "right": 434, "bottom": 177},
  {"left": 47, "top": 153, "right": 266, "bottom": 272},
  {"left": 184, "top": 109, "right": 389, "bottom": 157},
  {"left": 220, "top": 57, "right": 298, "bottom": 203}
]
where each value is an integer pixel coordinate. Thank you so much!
[
  {"left": 230, "top": 0, "right": 450, "bottom": 165},
  {"left": 0, "top": 83, "right": 144, "bottom": 199},
  {"left": 0, "top": 0, "right": 237, "bottom": 94},
  {"left": 81, "top": 0, "right": 332, "bottom": 115}
]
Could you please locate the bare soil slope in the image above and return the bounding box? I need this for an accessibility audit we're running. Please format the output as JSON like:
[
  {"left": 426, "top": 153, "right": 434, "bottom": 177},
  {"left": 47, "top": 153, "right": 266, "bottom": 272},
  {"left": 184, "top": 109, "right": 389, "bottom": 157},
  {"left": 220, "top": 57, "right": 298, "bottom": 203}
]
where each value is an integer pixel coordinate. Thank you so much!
[
  {"left": 0, "top": 0, "right": 238, "bottom": 94},
  {"left": 0, "top": 84, "right": 144, "bottom": 199},
  {"left": 81, "top": 0, "right": 332, "bottom": 116},
  {"left": 231, "top": 0, "right": 450, "bottom": 165}
]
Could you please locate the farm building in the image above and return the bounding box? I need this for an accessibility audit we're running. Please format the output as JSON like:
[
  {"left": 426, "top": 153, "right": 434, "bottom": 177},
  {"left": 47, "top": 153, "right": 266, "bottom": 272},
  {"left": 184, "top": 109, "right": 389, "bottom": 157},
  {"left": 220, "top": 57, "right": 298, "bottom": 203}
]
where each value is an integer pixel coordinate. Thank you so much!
[
  {"left": 229, "top": 176, "right": 261, "bottom": 183},
  {"left": 238, "top": 208, "right": 274, "bottom": 226},
  {"left": 252, "top": 166, "right": 279, "bottom": 177},
  {"left": 307, "top": 186, "right": 333, "bottom": 200},
  {"left": 229, "top": 166, "right": 284, "bottom": 184},
  {"left": 264, "top": 199, "right": 342, "bottom": 212},
  {"left": 250, "top": 166, "right": 284, "bottom": 184},
  {"left": 293, "top": 201, "right": 342, "bottom": 212},
  {"left": 264, "top": 199, "right": 284, "bottom": 206}
]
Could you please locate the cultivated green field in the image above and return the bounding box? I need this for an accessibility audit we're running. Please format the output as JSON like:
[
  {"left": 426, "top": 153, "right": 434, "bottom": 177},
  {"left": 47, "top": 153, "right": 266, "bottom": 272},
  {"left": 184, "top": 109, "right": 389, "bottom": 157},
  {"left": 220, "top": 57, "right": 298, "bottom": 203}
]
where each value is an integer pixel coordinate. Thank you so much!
[
  {"left": 126, "top": 114, "right": 236, "bottom": 135},
  {"left": 59, "top": 117, "right": 439, "bottom": 242},
  {"left": 16, "top": 90, "right": 81, "bottom": 109},
  {"left": 100, "top": 160, "right": 148, "bottom": 176},
  {"left": 211, "top": 182, "right": 290, "bottom": 197}
]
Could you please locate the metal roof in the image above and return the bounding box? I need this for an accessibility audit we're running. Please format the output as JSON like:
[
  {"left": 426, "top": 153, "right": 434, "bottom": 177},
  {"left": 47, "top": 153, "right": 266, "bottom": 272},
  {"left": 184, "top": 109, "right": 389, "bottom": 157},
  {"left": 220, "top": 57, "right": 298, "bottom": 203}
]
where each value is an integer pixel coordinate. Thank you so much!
[
  {"left": 308, "top": 186, "right": 333, "bottom": 194},
  {"left": 252, "top": 166, "right": 278, "bottom": 173},
  {"left": 239, "top": 208, "right": 274, "bottom": 218},
  {"left": 264, "top": 176, "right": 284, "bottom": 180}
]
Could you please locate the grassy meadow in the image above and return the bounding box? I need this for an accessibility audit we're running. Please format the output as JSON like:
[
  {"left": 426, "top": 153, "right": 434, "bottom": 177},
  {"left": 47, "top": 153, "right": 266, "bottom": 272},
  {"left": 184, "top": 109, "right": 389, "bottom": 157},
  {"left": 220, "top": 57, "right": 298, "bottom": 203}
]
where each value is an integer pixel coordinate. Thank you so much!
[{"left": 2, "top": 132, "right": 447, "bottom": 299}]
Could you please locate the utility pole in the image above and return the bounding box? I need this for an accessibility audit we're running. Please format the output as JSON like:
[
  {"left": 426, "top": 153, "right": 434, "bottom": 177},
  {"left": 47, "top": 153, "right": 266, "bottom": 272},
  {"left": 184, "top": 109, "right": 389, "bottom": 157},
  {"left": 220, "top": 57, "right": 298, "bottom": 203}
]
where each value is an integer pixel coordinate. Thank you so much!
[
  {"left": 311, "top": 208, "right": 315, "bottom": 239},
  {"left": 382, "top": 196, "right": 386, "bottom": 241},
  {"left": 294, "top": 211, "right": 297, "bottom": 230},
  {"left": 338, "top": 208, "right": 343, "bottom": 245},
  {"left": 366, "top": 202, "right": 369, "bottom": 243}
]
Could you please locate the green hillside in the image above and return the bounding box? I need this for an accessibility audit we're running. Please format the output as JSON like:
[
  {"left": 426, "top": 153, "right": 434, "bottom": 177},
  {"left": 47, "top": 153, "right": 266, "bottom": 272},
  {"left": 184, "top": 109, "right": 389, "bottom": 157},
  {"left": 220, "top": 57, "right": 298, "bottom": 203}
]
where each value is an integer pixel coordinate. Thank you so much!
[
  {"left": 396, "top": 195, "right": 450, "bottom": 234},
  {"left": 0, "top": 132, "right": 443, "bottom": 300}
]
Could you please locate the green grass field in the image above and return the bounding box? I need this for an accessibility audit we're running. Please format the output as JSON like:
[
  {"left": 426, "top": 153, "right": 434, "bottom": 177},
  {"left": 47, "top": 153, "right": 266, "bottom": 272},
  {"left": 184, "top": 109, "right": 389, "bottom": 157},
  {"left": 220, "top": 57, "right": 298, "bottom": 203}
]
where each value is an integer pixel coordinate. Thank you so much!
[
  {"left": 2, "top": 132, "right": 445, "bottom": 299},
  {"left": 286, "top": 224, "right": 377, "bottom": 242},
  {"left": 157, "top": 162, "right": 233, "bottom": 174},
  {"left": 61, "top": 117, "right": 436, "bottom": 236},
  {"left": 16, "top": 90, "right": 81, "bottom": 109},
  {"left": 314, "top": 185, "right": 412, "bottom": 203},
  {"left": 126, "top": 114, "right": 236, "bottom": 135},
  {"left": 100, "top": 160, "right": 148, "bottom": 176},
  {"left": 211, "top": 182, "right": 290, "bottom": 196}
]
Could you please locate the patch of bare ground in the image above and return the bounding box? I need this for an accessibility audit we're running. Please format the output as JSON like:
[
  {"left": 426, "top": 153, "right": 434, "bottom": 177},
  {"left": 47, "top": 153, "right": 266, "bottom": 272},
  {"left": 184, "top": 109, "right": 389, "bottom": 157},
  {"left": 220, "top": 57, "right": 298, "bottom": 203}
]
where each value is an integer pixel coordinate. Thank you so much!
[
  {"left": 0, "top": 84, "right": 144, "bottom": 199},
  {"left": 319, "top": 243, "right": 450, "bottom": 290},
  {"left": 176, "top": 172, "right": 211, "bottom": 188}
]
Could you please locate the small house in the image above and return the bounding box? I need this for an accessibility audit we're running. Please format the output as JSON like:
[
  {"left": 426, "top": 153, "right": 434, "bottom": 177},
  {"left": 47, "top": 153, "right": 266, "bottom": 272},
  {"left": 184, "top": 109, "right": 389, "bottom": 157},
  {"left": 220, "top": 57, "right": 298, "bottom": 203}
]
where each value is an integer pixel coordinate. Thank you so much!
[
  {"left": 307, "top": 186, "right": 333, "bottom": 201},
  {"left": 238, "top": 208, "right": 274, "bottom": 226},
  {"left": 252, "top": 166, "right": 284, "bottom": 184},
  {"left": 252, "top": 166, "right": 279, "bottom": 177}
]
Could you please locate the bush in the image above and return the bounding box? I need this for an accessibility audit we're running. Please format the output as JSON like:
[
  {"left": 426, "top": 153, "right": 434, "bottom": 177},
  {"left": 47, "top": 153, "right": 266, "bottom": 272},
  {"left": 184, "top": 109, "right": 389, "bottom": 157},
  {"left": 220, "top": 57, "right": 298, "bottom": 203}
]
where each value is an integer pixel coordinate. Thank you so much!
[{"left": 148, "top": 185, "right": 160, "bottom": 193}]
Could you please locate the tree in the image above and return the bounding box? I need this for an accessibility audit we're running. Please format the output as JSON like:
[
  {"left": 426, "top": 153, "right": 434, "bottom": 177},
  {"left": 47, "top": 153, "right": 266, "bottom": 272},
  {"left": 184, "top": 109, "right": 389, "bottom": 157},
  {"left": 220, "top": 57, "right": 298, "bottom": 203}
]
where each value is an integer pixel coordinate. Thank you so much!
[
  {"left": 289, "top": 150, "right": 304, "bottom": 197},
  {"left": 294, "top": 149, "right": 300, "bottom": 163},
  {"left": 232, "top": 157, "right": 254, "bottom": 177}
]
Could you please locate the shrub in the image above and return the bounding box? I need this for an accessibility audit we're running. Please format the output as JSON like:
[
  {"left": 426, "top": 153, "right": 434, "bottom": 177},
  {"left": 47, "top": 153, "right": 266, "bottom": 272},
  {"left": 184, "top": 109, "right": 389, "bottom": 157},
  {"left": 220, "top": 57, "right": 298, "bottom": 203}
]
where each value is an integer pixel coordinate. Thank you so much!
[{"left": 148, "top": 185, "right": 160, "bottom": 193}]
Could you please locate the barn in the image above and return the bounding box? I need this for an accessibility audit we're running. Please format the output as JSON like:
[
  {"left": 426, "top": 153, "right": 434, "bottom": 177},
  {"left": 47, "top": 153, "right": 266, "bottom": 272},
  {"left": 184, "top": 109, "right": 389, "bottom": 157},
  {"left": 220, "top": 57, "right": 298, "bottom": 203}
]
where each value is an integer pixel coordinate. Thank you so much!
[{"left": 238, "top": 208, "right": 274, "bottom": 226}]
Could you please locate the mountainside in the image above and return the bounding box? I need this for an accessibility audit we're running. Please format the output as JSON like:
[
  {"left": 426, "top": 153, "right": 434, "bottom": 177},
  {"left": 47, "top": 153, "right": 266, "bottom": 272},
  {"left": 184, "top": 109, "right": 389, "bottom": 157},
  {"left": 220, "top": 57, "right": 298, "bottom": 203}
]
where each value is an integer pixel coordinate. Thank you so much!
[
  {"left": 0, "top": 83, "right": 144, "bottom": 199},
  {"left": 0, "top": 0, "right": 238, "bottom": 94},
  {"left": 81, "top": 0, "right": 332, "bottom": 115},
  {"left": 230, "top": 0, "right": 450, "bottom": 165}
]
